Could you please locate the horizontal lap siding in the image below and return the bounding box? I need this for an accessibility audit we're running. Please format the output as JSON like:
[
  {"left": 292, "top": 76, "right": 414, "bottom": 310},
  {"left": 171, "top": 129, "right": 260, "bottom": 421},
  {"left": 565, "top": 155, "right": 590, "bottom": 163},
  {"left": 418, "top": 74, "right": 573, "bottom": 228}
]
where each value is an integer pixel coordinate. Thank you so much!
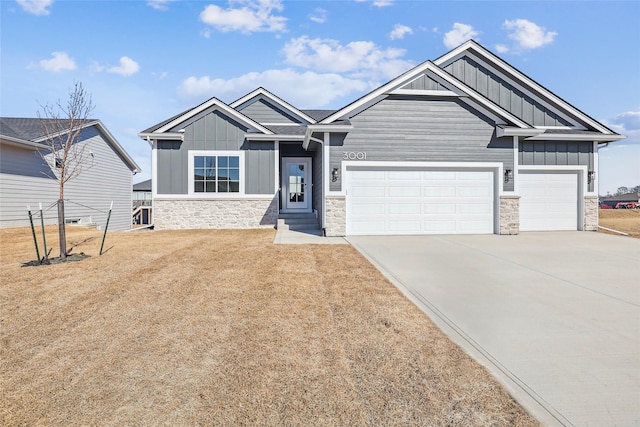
[
  {"left": 1, "top": 127, "right": 133, "bottom": 230},
  {"left": 329, "top": 97, "right": 513, "bottom": 191}
]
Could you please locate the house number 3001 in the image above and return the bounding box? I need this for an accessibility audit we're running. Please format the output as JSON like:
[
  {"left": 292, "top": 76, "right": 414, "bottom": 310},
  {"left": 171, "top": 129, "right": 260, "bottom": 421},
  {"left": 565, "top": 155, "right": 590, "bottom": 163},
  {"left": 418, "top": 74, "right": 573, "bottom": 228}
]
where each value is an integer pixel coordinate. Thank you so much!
[{"left": 343, "top": 151, "right": 367, "bottom": 160}]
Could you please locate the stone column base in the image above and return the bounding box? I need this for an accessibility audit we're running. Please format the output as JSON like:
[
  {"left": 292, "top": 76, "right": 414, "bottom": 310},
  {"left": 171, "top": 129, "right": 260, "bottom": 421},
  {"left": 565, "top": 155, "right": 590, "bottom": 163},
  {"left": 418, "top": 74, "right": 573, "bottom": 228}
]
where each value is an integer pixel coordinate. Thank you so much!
[
  {"left": 325, "top": 196, "right": 346, "bottom": 236},
  {"left": 499, "top": 195, "right": 520, "bottom": 235},
  {"left": 584, "top": 195, "right": 598, "bottom": 231}
]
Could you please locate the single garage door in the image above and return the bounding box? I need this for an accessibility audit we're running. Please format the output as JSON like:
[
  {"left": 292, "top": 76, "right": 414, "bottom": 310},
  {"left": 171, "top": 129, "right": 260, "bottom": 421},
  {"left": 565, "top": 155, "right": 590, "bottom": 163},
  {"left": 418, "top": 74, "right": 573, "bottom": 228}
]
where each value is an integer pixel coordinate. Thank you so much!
[
  {"left": 519, "top": 171, "right": 579, "bottom": 231},
  {"left": 346, "top": 168, "right": 495, "bottom": 235}
]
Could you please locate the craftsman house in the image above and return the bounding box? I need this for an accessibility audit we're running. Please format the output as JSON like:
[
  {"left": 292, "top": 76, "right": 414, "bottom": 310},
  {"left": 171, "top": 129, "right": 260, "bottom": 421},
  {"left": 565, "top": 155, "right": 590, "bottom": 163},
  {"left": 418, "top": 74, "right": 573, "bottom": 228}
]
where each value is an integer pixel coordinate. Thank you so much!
[{"left": 139, "top": 40, "right": 623, "bottom": 236}]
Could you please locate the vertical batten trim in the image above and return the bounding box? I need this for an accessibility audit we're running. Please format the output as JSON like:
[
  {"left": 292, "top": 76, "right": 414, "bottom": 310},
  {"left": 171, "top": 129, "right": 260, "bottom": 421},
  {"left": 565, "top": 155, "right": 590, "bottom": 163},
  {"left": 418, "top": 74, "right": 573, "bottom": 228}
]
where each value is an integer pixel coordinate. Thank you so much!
[
  {"left": 274, "top": 141, "right": 280, "bottom": 194},
  {"left": 513, "top": 135, "right": 519, "bottom": 194},
  {"left": 151, "top": 139, "right": 158, "bottom": 199},
  {"left": 323, "top": 132, "right": 330, "bottom": 229}
]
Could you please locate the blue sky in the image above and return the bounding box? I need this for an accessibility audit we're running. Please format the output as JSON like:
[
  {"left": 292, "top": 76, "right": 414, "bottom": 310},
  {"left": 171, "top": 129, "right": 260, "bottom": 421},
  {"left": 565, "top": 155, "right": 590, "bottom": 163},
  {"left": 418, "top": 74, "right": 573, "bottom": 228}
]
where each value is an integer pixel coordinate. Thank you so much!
[{"left": 2, "top": 0, "right": 638, "bottom": 195}]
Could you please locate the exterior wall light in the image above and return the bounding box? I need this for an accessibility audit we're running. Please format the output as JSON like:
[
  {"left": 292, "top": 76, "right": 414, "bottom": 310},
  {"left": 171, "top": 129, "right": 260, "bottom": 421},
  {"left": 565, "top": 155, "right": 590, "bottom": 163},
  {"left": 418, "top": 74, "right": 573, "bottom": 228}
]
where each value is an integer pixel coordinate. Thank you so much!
[
  {"left": 504, "top": 169, "right": 513, "bottom": 183},
  {"left": 588, "top": 171, "right": 595, "bottom": 184},
  {"left": 332, "top": 167, "right": 339, "bottom": 182}
]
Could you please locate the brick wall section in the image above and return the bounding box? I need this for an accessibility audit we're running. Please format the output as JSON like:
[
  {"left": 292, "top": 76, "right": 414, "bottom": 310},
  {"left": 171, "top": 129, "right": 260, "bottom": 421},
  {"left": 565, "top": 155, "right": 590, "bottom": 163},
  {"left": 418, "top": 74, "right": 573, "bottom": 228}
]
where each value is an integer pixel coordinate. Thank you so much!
[
  {"left": 153, "top": 197, "right": 278, "bottom": 230},
  {"left": 499, "top": 195, "right": 520, "bottom": 235},
  {"left": 584, "top": 195, "right": 598, "bottom": 231},
  {"left": 325, "top": 196, "right": 346, "bottom": 236}
]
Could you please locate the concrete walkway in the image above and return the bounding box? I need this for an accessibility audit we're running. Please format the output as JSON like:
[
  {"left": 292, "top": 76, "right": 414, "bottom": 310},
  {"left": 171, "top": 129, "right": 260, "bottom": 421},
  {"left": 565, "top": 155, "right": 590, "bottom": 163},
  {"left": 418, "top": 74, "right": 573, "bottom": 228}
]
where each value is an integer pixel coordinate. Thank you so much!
[
  {"left": 348, "top": 232, "right": 640, "bottom": 427},
  {"left": 273, "top": 227, "right": 348, "bottom": 245}
]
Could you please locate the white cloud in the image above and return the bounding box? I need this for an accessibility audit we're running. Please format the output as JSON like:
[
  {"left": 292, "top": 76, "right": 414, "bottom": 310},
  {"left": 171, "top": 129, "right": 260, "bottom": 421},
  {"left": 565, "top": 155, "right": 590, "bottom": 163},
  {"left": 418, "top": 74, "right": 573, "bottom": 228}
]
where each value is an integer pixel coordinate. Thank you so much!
[
  {"left": 389, "top": 24, "right": 413, "bottom": 40},
  {"left": 177, "top": 69, "right": 368, "bottom": 108},
  {"left": 147, "top": 0, "right": 174, "bottom": 10},
  {"left": 495, "top": 44, "right": 509, "bottom": 54},
  {"left": 443, "top": 23, "right": 478, "bottom": 49},
  {"left": 201, "top": 28, "right": 212, "bottom": 38},
  {"left": 599, "top": 111, "right": 640, "bottom": 193},
  {"left": 281, "top": 36, "right": 413, "bottom": 80},
  {"left": 107, "top": 56, "right": 140, "bottom": 76},
  {"left": 503, "top": 19, "right": 557, "bottom": 50},
  {"left": 16, "top": 0, "right": 53, "bottom": 16},
  {"left": 199, "top": 0, "right": 287, "bottom": 34},
  {"left": 309, "top": 7, "right": 327, "bottom": 24},
  {"left": 612, "top": 111, "right": 640, "bottom": 131},
  {"left": 373, "top": 0, "right": 393, "bottom": 6},
  {"left": 38, "top": 51, "right": 76, "bottom": 72}
]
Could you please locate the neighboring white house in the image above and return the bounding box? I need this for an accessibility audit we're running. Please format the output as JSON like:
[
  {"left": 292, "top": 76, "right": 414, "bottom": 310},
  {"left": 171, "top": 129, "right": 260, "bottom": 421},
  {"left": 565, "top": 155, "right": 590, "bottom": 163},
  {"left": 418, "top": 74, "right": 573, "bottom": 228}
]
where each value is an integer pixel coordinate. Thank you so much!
[{"left": 0, "top": 118, "right": 141, "bottom": 230}]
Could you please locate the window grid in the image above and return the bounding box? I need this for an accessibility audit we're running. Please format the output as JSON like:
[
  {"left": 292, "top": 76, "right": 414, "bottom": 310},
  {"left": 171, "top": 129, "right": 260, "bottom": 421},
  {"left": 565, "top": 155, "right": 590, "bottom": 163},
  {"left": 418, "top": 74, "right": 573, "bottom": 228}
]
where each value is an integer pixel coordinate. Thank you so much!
[{"left": 194, "top": 155, "right": 240, "bottom": 193}]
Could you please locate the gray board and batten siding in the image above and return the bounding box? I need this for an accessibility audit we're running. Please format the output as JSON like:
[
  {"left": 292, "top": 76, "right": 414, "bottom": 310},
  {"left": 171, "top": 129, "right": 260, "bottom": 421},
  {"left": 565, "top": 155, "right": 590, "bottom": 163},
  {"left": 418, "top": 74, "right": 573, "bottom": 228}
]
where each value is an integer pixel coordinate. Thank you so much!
[
  {"left": 520, "top": 140, "right": 595, "bottom": 192},
  {"left": 156, "top": 111, "right": 275, "bottom": 195},
  {"left": 236, "top": 99, "right": 304, "bottom": 125},
  {"left": 442, "top": 56, "right": 574, "bottom": 128},
  {"left": 401, "top": 74, "right": 451, "bottom": 92},
  {"left": 0, "top": 126, "right": 133, "bottom": 230},
  {"left": 327, "top": 96, "right": 514, "bottom": 192}
]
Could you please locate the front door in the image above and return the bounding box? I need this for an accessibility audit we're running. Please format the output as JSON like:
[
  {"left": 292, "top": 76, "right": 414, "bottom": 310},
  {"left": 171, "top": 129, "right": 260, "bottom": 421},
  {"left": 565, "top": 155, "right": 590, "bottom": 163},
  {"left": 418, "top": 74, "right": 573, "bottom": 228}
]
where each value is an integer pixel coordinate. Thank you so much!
[{"left": 282, "top": 157, "right": 312, "bottom": 212}]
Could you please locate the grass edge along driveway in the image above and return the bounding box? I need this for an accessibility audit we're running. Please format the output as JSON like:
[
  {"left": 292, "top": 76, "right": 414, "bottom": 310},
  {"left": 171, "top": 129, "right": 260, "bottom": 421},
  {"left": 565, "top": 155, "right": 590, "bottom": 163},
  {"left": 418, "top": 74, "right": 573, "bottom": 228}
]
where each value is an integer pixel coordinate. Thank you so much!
[{"left": 0, "top": 227, "right": 539, "bottom": 426}]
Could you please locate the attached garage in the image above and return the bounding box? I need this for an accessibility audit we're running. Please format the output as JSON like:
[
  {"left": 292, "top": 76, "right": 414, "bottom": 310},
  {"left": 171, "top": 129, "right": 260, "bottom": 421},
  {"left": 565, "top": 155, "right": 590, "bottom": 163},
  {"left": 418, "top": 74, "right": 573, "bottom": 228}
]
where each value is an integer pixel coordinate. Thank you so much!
[
  {"left": 346, "top": 167, "right": 496, "bottom": 235},
  {"left": 519, "top": 170, "right": 580, "bottom": 231}
]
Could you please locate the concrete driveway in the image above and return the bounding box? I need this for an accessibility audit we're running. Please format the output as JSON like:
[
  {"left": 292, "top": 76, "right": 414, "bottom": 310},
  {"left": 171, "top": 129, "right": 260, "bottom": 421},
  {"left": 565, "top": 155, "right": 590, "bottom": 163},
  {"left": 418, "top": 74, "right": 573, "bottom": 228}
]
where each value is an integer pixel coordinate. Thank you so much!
[{"left": 348, "top": 232, "right": 640, "bottom": 427}]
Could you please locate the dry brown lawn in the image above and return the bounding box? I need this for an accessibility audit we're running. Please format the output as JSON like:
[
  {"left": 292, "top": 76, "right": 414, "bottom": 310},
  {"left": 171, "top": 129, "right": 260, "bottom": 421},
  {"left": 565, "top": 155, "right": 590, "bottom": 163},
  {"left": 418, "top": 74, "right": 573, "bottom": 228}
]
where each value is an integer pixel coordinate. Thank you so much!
[
  {"left": 0, "top": 226, "right": 539, "bottom": 426},
  {"left": 599, "top": 208, "right": 640, "bottom": 238}
]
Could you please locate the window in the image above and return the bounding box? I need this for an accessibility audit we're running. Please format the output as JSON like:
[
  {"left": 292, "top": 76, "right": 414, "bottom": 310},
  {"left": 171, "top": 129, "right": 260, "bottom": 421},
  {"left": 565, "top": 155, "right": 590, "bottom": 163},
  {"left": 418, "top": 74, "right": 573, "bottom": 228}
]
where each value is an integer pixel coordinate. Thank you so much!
[{"left": 189, "top": 151, "right": 244, "bottom": 195}]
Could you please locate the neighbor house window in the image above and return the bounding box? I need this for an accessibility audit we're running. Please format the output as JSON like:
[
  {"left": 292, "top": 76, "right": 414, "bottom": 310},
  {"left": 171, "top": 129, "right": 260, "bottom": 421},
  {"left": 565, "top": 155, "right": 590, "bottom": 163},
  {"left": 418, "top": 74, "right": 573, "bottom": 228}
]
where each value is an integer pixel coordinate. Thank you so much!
[{"left": 189, "top": 151, "right": 244, "bottom": 195}]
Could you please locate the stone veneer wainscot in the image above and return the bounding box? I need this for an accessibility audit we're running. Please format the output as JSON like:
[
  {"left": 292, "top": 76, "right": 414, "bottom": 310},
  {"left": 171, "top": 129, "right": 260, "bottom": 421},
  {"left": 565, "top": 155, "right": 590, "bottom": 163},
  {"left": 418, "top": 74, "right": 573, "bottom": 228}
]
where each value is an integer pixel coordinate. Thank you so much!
[
  {"left": 325, "top": 196, "right": 346, "bottom": 236},
  {"left": 153, "top": 197, "right": 278, "bottom": 230}
]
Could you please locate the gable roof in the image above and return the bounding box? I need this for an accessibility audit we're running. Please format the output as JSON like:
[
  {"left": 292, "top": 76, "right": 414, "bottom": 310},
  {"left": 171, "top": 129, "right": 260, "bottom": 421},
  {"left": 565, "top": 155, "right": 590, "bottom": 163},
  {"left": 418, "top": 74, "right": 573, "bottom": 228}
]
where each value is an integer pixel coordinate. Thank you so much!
[
  {"left": 139, "top": 96, "right": 273, "bottom": 139},
  {"left": 1, "top": 117, "right": 141, "bottom": 173},
  {"left": 133, "top": 179, "right": 152, "bottom": 191},
  {"left": 316, "top": 40, "right": 622, "bottom": 143},
  {"left": 230, "top": 87, "right": 317, "bottom": 124},
  {"left": 434, "top": 40, "right": 617, "bottom": 134},
  {"left": 320, "top": 59, "right": 530, "bottom": 128}
]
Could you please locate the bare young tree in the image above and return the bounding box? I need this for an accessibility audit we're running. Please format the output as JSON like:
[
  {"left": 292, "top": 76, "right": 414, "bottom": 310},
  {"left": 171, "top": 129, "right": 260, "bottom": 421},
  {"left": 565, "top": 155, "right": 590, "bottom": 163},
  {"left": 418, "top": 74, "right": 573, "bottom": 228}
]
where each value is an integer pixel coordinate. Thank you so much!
[{"left": 38, "top": 82, "right": 95, "bottom": 259}]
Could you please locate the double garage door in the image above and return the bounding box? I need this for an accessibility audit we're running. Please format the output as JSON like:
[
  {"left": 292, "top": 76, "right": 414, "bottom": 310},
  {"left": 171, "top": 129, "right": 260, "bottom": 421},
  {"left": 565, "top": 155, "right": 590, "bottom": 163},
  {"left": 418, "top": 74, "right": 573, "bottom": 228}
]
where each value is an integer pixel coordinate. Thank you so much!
[
  {"left": 346, "top": 168, "right": 581, "bottom": 235},
  {"left": 346, "top": 168, "right": 495, "bottom": 235}
]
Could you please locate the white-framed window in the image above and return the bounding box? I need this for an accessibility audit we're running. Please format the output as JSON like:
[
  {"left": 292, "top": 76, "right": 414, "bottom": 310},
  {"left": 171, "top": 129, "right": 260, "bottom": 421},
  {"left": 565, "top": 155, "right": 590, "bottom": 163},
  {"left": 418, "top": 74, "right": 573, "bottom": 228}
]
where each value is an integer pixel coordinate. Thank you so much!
[{"left": 188, "top": 150, "right": 245, "bottom": 196}]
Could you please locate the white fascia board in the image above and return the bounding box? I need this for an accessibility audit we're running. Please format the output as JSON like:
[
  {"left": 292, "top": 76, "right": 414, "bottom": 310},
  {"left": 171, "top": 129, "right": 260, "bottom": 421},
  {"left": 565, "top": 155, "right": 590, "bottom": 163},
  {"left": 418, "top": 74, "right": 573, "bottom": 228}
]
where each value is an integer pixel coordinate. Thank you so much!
[
  {"left": 435, "top": 41, "right": 615, "bottom": 135},
  {"left": 497, "top": 127, "right": 545, "bottom": 137},
  {"left": 389, "top": 88, "right": 459, "bottom": 97},
  {"left": 525, "top": 133, "right": 626, "bottom": 142},
  {"left": 138, "top": 132, "right": 183, "bottom": 141},
  {"left": 245, "top": 134, "right": 303, "bottom": 141},
  {"left": 230, "top": 87, "right": 317, "bottom": 124},
  {"left": 155, "top": 97, "right": 274, "bottom": 135},
  {"left": 303, "top": 124, "right": 354, "bottom": 149},
  {"left": 432, "top": 40, "right": 477, "bottom": 66}
]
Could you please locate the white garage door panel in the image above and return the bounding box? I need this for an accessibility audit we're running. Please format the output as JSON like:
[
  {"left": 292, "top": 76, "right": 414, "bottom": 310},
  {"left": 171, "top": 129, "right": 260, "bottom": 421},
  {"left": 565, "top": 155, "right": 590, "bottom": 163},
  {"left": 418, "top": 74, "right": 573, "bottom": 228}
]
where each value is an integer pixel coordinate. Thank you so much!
[
  {"left": 347, "top": 169, "right": 495, "bottom": 235},
  {"left": 519, "top": 172, "right": 579, "bottom": 231}
]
